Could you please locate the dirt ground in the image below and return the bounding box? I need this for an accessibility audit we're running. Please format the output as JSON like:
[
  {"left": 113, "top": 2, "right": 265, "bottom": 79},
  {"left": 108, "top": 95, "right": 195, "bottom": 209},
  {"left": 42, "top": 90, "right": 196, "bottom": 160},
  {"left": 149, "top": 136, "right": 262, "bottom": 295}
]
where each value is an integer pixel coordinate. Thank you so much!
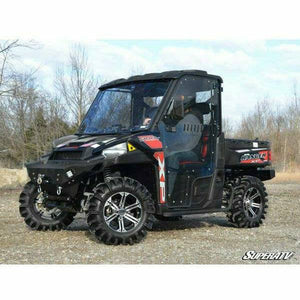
[{"left": 0, "top": 182, "right": 299, "bottom": 264}]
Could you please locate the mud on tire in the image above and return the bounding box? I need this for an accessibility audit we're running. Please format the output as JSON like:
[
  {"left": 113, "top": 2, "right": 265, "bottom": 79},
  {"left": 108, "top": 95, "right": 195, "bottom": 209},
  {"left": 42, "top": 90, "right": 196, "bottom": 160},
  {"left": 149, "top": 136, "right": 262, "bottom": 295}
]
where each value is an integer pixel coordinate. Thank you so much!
[
  {"left": 19, "top": 182, "right": 76, "bottom": 231},
  {"left": 87, "top": 177, "right": 155, "bottom": 245},
  {"left": 227, "top": 176, "right": 268, "bottom": 228}
]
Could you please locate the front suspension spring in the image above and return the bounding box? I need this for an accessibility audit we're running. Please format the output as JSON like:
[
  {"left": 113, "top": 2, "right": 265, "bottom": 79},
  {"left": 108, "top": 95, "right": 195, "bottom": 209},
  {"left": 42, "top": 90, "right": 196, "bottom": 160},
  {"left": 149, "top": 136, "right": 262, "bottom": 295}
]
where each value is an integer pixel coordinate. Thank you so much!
[{"left": 103, "top": 167, "right": 112, "bottom": 180}]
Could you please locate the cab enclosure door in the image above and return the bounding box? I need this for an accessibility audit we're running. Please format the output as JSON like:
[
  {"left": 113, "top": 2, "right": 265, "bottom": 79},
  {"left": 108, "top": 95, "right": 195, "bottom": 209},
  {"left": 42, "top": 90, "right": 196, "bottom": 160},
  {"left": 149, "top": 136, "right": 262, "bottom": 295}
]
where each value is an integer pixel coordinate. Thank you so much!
[{"left": 159, "top": 75, "right": 224, "bottom": 210}]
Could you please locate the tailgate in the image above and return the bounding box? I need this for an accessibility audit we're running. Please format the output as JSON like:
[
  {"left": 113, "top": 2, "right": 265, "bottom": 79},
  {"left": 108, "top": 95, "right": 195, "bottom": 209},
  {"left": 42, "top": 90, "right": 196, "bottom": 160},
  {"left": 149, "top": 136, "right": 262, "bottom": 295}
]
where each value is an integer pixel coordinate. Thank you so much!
[{"left": 225, "top": 138, "right": 272, "bottom": 168}]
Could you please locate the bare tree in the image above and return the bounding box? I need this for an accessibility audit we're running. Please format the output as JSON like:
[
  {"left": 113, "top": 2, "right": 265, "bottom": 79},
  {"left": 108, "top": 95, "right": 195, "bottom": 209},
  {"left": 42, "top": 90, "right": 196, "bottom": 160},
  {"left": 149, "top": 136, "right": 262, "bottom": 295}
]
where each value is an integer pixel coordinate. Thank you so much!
[
  {"left": 55, "top": 44, "right": 99, "bottom": 126},
  {"left": 232, "top": 87, "right": 300, "bottom": 172},
  {"left": 222, "top": 117, "right": 235, "bottom": 138},
  {"left": 0, "top": 71, "right": 73, "bottom": 167},
  {"left": 0, "top": 39, "right": 38, "bottom": 97},
  {"left": 0, "top": 73, "right": 38, "bottom": 165}
]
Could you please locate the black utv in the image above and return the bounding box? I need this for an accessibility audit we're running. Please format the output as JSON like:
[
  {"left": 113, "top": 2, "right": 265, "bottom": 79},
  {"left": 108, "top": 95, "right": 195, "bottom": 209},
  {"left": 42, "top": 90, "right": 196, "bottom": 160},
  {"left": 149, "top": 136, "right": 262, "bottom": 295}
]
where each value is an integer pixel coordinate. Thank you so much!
[{"left": 19, "top": 70, "right": 275, "bottom": 245}]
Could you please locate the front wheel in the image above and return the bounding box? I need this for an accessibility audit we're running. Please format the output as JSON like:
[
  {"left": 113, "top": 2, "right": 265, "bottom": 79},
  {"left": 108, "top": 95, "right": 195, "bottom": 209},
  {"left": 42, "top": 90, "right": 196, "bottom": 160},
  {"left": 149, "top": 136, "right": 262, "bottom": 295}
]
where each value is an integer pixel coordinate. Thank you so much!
[
  {"left": 19, "top": 182, "right": 76, "bottom": 231},
  {"left": 87, "top": 177, "right": 154, "bottom": 245},
  {"left": 227, "top": 176, "right": 268, "bottom": 228}
]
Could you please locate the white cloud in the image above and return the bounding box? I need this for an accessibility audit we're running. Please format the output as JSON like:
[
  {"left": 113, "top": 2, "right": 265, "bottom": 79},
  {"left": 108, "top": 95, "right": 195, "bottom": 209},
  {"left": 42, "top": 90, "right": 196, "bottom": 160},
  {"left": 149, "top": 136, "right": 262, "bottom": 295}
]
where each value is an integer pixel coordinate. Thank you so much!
[
  {"left": 81, "top": 41, "right": 160, "bottom": 81},
  {"left": 263, "top": 72, "right": 299, "bottom": 85},
  {"left": 159, "top": 47, "right": 254, "bottom": 73},
  {"left": 6, "top": 39, "right": 300, "bottom": 123},
  {"left": 273, "top": 44, "right": 300, "bottom": 53},
  {"left": 204, "top": 40, "right": 267, "bottom": 53},
  {"left": 270, "top": 43, "right": 300, "bottom": 69}
]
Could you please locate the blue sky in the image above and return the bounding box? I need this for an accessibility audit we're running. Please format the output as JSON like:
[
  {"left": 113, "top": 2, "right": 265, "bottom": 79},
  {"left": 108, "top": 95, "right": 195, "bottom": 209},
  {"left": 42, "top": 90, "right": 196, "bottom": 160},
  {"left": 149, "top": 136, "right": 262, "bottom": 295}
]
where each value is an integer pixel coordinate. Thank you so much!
[{"left": 13, "top": 39, "right": 300, "bottom": 123}]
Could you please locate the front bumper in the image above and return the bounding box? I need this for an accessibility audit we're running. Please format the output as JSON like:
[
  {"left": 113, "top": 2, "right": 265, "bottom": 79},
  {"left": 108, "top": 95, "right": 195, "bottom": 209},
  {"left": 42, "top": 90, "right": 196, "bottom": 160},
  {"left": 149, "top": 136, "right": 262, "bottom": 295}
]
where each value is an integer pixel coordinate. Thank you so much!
[{"left": 26, "top": 157, "right": 104, "bottom": 197}]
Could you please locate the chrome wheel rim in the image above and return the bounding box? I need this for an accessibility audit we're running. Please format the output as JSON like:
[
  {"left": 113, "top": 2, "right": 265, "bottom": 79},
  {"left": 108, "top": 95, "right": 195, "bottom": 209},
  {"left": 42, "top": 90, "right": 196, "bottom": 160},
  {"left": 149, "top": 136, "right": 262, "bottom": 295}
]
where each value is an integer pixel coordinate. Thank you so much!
[
  {"left": 33, "top": 193, "right": 63, "bottom": 221},
  {"left": 103, "top": 192, "right": 142, "bottom": 233},
  {"left": 243, "top": 187, "right": 263, "bottom": 219}
]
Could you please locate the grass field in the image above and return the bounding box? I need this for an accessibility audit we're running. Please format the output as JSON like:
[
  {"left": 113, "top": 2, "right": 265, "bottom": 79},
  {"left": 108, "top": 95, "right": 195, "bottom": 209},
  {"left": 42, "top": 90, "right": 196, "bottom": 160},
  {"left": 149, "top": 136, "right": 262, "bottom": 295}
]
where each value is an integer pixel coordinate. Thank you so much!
[
  {"left": 0, "top": 167, "right": 299, "bottom": 264},
  {"left": 270, "top": 172, "right": 300, "bottom": 183},
  {"left": 0, "top": 168, "right": 28, "bottom": 189},
  {"left": 0, "top": 183, "right": 299, "bottom": 264}
]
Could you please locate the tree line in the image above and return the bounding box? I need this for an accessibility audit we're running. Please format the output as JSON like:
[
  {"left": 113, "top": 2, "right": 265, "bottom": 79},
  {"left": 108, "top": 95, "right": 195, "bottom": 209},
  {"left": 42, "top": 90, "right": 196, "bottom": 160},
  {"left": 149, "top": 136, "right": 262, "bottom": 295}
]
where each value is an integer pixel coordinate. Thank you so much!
[
  {"left": 223, "top": 89, "right": 300, "bottom": 171},
  {"left": 0, "top": 41, "right": 98, "bottom": 167},
  {"left": 0, "top": 39, "right": 299, "bottom": 171}
]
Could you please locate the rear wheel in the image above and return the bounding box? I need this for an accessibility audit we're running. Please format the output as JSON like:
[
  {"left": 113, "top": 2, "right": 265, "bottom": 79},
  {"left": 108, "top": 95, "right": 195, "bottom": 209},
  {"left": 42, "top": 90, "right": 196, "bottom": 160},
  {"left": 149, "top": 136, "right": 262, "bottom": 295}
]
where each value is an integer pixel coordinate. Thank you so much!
[
  {"left": 87, "top": 177, "right": 154, "bottom": 245},
  {"left": 227, "top": 176, "right": 268, "bottom": 228},
  {"left": 19, "top": 182, "right": 76, "bottom": 231}
]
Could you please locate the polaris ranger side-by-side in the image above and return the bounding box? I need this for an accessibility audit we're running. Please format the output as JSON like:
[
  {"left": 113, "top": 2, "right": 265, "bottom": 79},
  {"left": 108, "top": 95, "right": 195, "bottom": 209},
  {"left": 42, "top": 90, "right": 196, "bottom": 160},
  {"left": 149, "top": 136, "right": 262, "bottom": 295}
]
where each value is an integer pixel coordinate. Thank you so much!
[{"left": 19, "top": 70, "right": 275, "bottom": 245}]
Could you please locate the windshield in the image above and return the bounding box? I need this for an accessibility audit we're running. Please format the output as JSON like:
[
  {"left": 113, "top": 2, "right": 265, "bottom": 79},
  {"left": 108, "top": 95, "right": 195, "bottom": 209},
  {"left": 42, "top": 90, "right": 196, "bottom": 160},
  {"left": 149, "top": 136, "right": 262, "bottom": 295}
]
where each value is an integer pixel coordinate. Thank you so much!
[{"left": 77, "top": 80, "right": 171, "bottom": 135}]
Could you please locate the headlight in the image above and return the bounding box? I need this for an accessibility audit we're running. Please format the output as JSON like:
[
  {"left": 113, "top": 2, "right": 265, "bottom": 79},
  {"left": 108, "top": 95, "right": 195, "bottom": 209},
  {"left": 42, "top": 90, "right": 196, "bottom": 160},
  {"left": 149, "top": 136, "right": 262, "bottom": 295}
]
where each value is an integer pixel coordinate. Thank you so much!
[{"left": 102, "top": 143, "right": 127, "bottom": 158}]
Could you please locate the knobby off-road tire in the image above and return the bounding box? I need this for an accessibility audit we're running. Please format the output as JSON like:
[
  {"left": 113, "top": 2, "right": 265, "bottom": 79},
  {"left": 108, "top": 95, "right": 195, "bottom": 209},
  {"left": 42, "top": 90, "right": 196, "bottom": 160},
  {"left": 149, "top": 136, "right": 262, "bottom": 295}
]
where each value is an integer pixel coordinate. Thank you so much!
[
  {"left": 87, "top": 177, "right": 155, "bottom": 245},
  {"left": 19, "top": 182, "right": 76, "bottom": 231},
  {"left": 227, "top": 176, "right": 268, "bottom": 228}
]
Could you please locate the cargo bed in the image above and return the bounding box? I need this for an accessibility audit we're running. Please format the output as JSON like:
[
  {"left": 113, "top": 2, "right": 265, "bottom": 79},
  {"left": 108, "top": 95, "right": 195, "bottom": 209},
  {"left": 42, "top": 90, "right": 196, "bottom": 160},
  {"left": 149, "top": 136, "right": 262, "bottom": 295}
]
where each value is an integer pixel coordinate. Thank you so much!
[{"left": 225, "top": 138, "right": 271, "bottom": 169}]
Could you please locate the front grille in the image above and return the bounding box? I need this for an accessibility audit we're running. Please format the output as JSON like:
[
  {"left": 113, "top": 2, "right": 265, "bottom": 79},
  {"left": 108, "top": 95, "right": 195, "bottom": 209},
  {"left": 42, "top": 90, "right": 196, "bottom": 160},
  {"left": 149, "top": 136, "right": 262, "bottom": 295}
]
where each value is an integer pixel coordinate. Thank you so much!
[{"left": 51, "top": 151, "right": 82, "bottom": 160}]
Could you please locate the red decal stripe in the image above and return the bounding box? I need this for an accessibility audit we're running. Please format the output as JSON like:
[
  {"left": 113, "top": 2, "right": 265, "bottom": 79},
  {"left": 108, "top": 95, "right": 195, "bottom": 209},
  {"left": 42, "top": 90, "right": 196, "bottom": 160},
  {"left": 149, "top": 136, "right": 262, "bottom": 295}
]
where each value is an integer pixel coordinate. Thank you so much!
[
  {"left": 138, "top": 135, "right": 162, "bottom": 149},
  {"left": 241, "top": 150, "right": 269, "bottom": 164},
  {"left": 153, "top": 151, "right": 166, "bottom": 204},
  {"left": 144, "top": 139, "right": 162, "bottom": 149},
  {"left": 268, "top": 150, "right": 272, "bottom": 162}
]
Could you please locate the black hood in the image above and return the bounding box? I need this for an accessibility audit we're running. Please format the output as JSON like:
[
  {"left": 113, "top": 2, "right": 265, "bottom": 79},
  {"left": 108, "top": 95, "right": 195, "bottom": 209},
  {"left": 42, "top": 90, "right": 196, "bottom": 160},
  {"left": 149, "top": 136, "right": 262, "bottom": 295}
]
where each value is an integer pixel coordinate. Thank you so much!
[{"left": 53, "top": 134, "right": 119, "bottom": 149}]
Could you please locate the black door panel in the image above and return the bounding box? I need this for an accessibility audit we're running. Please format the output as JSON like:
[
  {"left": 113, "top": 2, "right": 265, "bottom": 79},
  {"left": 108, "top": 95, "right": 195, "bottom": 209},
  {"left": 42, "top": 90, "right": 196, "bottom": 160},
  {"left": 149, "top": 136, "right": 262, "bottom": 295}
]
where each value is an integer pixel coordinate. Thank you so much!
[{"left": 158, "top": 75, "right": 223, "bottom": 210}]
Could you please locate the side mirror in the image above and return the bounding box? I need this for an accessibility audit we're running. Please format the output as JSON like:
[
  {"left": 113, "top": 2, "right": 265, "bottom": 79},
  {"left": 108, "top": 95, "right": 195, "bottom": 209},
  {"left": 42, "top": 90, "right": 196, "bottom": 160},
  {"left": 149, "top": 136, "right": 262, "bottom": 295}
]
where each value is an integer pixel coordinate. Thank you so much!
[
  {"left": 198, "top": 103, "right": 211, "bottom": 115},
  {"left": 169, "top": 97, "right": 184, "bottom": 120}
]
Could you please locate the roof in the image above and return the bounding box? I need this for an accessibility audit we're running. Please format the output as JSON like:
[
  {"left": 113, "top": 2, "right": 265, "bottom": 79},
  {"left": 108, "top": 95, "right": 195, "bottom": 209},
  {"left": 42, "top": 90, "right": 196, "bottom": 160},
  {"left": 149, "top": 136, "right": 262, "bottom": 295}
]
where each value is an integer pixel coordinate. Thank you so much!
[{"left": 99, "top": 70, "right": 223, "bottom": 89}]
